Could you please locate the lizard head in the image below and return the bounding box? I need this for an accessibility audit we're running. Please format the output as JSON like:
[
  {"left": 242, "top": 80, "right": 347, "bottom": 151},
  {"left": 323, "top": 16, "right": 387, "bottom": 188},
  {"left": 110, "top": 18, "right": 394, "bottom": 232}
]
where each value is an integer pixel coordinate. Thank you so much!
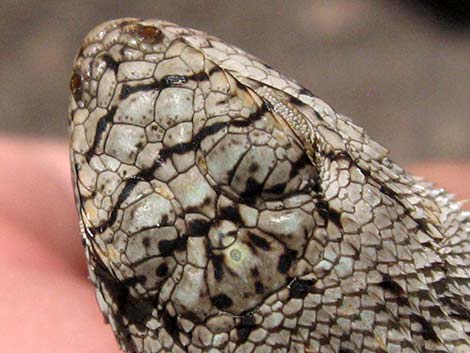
[{"left": 69, "top": 18, "right": 325, "bottom": 352}]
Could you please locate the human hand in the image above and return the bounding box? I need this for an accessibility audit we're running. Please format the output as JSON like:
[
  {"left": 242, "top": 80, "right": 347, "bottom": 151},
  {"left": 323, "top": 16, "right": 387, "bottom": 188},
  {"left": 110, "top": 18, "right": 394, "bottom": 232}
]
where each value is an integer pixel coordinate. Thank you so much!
[{"left": 0, "top": 136, "right": 120, "bottom": 353}]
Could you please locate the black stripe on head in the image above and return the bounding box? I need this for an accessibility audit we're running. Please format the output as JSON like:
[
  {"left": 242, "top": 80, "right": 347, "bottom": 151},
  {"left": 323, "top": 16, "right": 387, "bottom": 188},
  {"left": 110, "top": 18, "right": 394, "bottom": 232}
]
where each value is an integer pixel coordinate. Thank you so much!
[{"left": 85, "top": 106, "right": 117, "bottom": 162}]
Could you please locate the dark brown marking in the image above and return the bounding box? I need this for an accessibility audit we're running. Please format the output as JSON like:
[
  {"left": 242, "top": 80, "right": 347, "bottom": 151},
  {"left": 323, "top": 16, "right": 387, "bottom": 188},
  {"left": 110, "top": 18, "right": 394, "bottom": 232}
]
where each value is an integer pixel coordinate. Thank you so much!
[
  {"left": 380, "top": 273, "right": 409, "bottom": 305},
  {"left": 416, "top": 218, "right": 430, "bottom": 233},
  {"left": 120, "top": 72, "right": 208, "bottom": 102},
  {"left": 187, "top": 219, "right": 211, "bottom": 237},
  {"left": 208, "top": 66, "right": 222, "bottom": 75},
  {"left": 249, "top": 233, "right": 271, "bottom": 251},
  {"left": 93, "top": 261, "right": 152, "bottom": 334},
  {"left": 248, "top": 162, "right": 259, "bottom": 173},
  {"left": 120, "top": 81, "right": 161, "bottom": 100},
  {"left": 287, "top": 93, "right": 308, "bottom": 106},
  {"left": 380, "top": 185, "right": 398, "bottom": 199},
  {"left": 312, "top": 178, "right": 322, "bottom": 193},
  {"left": 124, "top": 296, "right": 154, "bottom": 328},
  {"left": 440, "top": 295, "right": 470, "bottom": 321},
  {"left": 299, "top": 87, "right": 314, "bottom": 97},
  {"left": 100, "top": 177, "right": 139, "bottom": 229},
  {"left": 212, "top": 254, "right": 225, "bottom": 281},
  {"left": 265, "top": 182, "right": 287, "bottom": 195},
  {"left": 254, "top": 281, "right": 265, "bottom": 294},
  {"left": 231, "top": 102, "right": 268, "bottom": 128},
  {"left": 158, "top": 236, "right": 187, "bottom": 257},
  {"left": 218, "top": 204, "right": 242, "bottom": 224},
  {"left": 142, "top": 237, "right": 150, "bottom": 248},
  {"left": 289, "top": 278, "right": 315, "bottom": 298},
  {"left": 278, "top": 249, "right": 297, "bottom": 274},
  {"left": 202, "top": 196, "right": 212, "bottom": 207},
  {"left": 156, "top": 262, "right": 169, "bottom": 277},
  {"left": 191, "top": 71, "right": 209, "bottom": 82},
  {"left": 410, "top": 314, "right": 439, "bottom": 341},
  {"left": 101, "top": 54, "right": 119, "bottom": 73},
  {"left": 236, "top": 313, "right": 256, "bottom": 343},
  {"left": 240, "top": 177, "right": 264, "bottom": 204},
  {"left": 162, "top": 74, "right": 188, "bottom": 86},
  {"left": 289, "top": 152, "right": 311, "bottom": 178},
  {"left": 339, "top": 348, "right": 355, "bottom": 353},
  {"left": 316, "top": 199, "right": 342, "bottom": 229},
  {"left": 380, "top": 274, "right": 404, "bottom": 295},
  {"left": 211, "top": 294, "right": 233, "bottom": 310},
  {"left": 161, "top": 310, "right": 180, "bottom": 340}
]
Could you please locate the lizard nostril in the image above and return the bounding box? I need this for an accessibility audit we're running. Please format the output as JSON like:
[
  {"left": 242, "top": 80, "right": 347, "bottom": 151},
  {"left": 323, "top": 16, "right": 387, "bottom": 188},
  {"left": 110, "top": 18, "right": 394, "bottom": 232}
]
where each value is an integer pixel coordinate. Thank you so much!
[{"left": 133, "top": 25, "right": 164, "bottom": 44}]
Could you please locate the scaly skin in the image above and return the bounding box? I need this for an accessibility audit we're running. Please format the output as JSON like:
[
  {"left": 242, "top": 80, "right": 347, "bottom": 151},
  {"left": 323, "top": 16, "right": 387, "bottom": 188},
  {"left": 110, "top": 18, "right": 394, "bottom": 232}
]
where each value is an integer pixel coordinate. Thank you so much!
[{"left": 68, "top": 18, "right": 470, "bottom": 353}]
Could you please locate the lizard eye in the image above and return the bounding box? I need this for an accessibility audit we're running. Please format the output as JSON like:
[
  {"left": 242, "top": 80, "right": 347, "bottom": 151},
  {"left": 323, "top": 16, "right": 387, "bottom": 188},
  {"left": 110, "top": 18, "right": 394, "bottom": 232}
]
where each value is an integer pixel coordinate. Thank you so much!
[{"left": 70, "top": 71, "right": 83, "bottom": 102}]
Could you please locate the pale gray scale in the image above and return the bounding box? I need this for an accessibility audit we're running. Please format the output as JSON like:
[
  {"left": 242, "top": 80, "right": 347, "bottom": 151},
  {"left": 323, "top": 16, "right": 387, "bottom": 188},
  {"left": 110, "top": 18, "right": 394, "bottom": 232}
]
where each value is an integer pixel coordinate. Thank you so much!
[
  {"left": 186, "top": 236, "right": 208, "bottom": 268},
  {"left": 145, "top": 122, "right": 165, "bottom": 142},
  {"left": 154, "top": 56, "right": 193, "bottom": 81},
  {"left": 172, "top": 151, "right": 196, "bottom": 174},
  {"left": 117, "top": 61, "right": 156, "bottom": 82},
  {"left": 163, "top": 122, "right": 193, "bottom": 147},
  {"left": 96, "top": 170, "right": 122, "bottom": 196},
  {"left": 168, "top": 166, "right": 217, "bottom": 218},
  {"left": 105, "top": 124, "right": 147, "bottom": 164},
  {"left": 179, "top": 46, "right": 205, "bottom": 74},
  {"left": 71, "top": 107, "right": 89, "bottom": 126},
  {"left": 97, "top": 69, "right": 117, "bottom": 108},
  {"left": 208, "top": 67, "right": 231, "bottom": 95},
  {"left": 248, "top": 128, "right": 271, "bottom": 146},
  {"left": 154, "top": 87, "right": 194, "bottom": 129},
  {"left": 114, "top": 88, "right": 159, "bottom": 127}
]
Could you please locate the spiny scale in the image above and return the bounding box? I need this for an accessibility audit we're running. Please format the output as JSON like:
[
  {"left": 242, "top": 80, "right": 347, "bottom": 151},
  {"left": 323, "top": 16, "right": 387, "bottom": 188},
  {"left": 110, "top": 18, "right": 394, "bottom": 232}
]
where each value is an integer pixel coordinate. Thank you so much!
[{"left": 68, "top": 18, "right": 470, "bottom": 353}]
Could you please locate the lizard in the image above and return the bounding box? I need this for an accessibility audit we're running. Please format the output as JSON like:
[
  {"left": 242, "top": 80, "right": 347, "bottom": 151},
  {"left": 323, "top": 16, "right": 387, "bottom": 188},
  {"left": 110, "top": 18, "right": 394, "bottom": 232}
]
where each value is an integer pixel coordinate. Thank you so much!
[{"left": 68, "top": 18, "right": 470, "bottom": 353}]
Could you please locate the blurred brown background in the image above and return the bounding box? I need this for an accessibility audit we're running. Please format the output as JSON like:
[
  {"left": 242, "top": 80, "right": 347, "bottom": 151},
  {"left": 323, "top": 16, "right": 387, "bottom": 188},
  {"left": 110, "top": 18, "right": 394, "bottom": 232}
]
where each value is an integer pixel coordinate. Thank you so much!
[{"left": 0, "top": 0, "right": 468, "bottom": 164}]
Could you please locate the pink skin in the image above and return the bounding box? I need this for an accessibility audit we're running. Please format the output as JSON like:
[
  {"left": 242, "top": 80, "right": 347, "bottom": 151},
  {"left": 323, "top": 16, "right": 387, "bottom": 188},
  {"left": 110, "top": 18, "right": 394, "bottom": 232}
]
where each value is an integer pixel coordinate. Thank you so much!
[{"left": 0, "top": 135, "right": 468, "bottom": 353}]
